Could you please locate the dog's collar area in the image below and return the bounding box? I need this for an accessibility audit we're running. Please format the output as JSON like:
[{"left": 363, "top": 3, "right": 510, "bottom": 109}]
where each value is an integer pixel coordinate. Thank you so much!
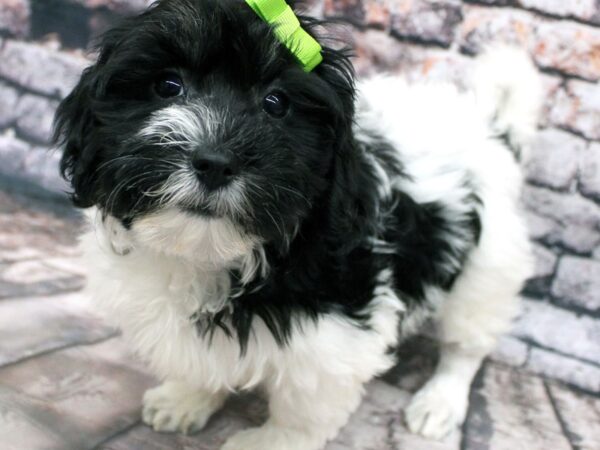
[{"left": 245, "top": 0, "right": 323, "bottom": 72}]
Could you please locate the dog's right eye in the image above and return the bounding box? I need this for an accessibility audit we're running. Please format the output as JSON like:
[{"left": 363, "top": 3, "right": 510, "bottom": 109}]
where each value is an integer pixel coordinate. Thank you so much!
[
  {"left": 154, "top": 74, "right": 184, "bottom": 98},
  {"left": 263, "top": 91, "right": 289, "bottom": 118}
]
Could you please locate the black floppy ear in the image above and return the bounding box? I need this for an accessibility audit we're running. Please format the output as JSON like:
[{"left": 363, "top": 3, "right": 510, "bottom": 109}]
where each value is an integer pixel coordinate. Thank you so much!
[
  {"left": 327, "top": 141, "right": 380, "bottom": 254},
  {"left": 53, "top": 12, "right": 125, "bottom": 206},
  {"left": 312, "top": 47, "right": 380, "bottom": 252},
  {"left": 54, "top": 62, "right": 104, "bottom": 208},
  {"left": 315, "top": 46, "right": 356, "bottom": 136}
]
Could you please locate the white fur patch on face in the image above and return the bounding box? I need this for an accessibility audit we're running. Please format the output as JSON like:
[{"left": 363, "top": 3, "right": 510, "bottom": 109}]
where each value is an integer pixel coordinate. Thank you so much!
[
  {"left": 139, "top": 103, "right": 220, "bottom": 150},
  {"left": 138, "top": 103, "right": 251, "bottom": 218},
  {"left": 132, "top": 208, "right": 257, "bottom": 266},
  {"left": 144, "top": 170, "right": 250, "bottom": 219}
]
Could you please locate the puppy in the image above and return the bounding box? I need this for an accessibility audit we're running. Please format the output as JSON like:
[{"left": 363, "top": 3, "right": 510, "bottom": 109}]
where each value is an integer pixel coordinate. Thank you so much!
[{"left": 54, "top": 0, "right": 541, "bottom": 448}]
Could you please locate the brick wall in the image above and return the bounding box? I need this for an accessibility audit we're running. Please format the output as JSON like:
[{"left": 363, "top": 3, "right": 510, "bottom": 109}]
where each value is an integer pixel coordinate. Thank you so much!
[
  {"left": 0, "top": 0, "right": 153, "bottom": 192},
  {"left": 0, "top": 0, "right": 598, "bottom": 393}
]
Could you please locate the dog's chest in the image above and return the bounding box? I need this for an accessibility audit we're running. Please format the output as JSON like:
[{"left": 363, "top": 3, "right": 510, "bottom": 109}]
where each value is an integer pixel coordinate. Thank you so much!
[{"left": 82, "top": 240, "right": 263, "bottom": 389}]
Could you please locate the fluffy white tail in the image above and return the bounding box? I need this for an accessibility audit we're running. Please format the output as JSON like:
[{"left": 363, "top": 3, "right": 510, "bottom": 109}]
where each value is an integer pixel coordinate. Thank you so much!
[{"left": 471, "top": 46, "right": 542, "bottom": 161}]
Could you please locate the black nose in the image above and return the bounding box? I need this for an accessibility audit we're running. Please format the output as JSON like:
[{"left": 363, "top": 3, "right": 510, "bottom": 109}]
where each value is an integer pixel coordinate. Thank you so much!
[{"left": 191, "top": 151, "right": 238, "bottom": 190}]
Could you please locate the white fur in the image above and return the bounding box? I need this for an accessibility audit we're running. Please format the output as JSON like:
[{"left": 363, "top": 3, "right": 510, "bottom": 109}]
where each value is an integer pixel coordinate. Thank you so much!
[
  {"left": 143, "top": 381, "right": 228, "bottom": 434},
  {"left": 80, "top": 48, "right": 539, "bottom": 448},
  {"left": 471, "top": 45, "right": 542, "bottom": 161},
  {"left": 139, "top": 102, "right": 221, "bottom": 149}
]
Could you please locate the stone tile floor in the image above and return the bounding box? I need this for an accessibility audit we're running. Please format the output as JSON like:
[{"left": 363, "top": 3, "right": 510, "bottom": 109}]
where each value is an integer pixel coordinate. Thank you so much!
[{"left": 0, "top": 176, "right": 598, "bottom": 450}]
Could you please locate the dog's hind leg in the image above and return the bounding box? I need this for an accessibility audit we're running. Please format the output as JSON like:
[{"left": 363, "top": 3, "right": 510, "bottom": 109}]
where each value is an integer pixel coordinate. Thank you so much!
[
  {"left": 405, "top": 265, "right": 526, "bottom": 439},
  {"left": 404, "top": 339, "right": 490, "bottom": 439},
  {"left": 405, "top": 46, "right": 540, "bottom": 439},
  {"left": 405, "top": 195, "right": 532, "bottom": 439}
]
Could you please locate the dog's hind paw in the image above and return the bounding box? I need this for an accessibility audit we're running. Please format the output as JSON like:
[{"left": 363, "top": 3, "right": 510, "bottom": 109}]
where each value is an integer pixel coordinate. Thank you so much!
[
  {"left": 142, "top": 382, "right": 226, "bottom": 435},
  {"left": 404, "top": 379, "right": 468, "bottom": 440}
]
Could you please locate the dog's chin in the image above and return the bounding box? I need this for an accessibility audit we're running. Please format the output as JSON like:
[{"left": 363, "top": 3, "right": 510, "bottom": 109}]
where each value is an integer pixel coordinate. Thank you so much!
[{"left": 130, "top": 207, "right": 258, "bottom": 268}]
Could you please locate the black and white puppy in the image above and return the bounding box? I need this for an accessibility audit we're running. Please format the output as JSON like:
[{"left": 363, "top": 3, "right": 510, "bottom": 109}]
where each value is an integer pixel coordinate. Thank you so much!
[{"left": 54, "top": 0, "right": 541, "bottom": 448}]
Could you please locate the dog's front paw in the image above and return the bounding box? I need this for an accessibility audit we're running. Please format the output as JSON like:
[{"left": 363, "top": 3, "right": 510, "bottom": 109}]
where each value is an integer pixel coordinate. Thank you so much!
[
  {"left": 404, "top": 379, "right": 469, "bottom": 440},
  {"left": 222, "top": 424, "right": 321, "bottom": 450},
  {"left": 142, "top": 382, "right": 226, "bottom": 435}
]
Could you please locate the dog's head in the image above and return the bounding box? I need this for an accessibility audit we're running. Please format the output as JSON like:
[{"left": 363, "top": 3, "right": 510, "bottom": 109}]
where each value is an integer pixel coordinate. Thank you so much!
[{"left": 55, "top": 0, "right": 358, "bottom": 267}]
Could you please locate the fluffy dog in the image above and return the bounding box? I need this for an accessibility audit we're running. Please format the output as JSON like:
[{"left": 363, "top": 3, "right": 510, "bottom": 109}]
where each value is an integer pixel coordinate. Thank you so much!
[{"left": 54, "top": 0, "right": 540, "bottom": 448}]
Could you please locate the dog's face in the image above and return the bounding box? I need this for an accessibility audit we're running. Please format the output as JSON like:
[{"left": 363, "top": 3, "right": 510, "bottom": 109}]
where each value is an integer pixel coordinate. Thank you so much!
[{"left": 56, "top": 0, "right": 355, "bottom": 262}]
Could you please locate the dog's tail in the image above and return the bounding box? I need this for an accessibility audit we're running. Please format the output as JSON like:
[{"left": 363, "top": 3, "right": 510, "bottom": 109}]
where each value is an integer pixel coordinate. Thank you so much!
[{"left": 471, "top": 46, "right": 542, "bottom": 162}]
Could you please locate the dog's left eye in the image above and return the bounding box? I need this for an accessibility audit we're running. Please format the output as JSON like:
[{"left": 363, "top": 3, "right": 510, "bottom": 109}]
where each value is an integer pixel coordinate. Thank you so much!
[
  {"left": 263, "top": 92, "right": 289, "bottom": 118},
  {"left": 154, "top": 74, "right": 184, "bottom": 98}
]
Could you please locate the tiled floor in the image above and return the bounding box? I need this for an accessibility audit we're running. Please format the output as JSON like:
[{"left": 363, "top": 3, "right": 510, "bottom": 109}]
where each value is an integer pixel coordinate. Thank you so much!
[{"left": 0, "top": 177, "right": 598, "bottom": 450}]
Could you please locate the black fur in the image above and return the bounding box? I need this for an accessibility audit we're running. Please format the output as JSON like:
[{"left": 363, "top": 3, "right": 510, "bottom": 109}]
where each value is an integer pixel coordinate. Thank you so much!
[{"left": 54, "top": 0, "right": 482, "bottom": 351}]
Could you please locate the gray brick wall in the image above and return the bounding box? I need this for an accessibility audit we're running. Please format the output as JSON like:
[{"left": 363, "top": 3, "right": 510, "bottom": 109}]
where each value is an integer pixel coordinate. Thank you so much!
[{"left": 0, "top": 0, "right": 598, "bottom": 393}]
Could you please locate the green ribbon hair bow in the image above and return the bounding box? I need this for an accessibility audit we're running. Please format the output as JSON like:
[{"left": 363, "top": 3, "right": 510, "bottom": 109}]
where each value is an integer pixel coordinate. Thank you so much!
[{"left": 245, "top": 0, "right": 323, "bottom": 72}]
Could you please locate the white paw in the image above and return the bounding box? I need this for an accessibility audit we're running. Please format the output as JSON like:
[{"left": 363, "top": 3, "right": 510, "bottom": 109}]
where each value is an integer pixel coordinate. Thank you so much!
[
  {"left": 221, "top": 425, "right": 320, "bottom": 450},
  {"left": 404, "top": 380, "right": 468, "bottom": 440},
  {"left": 142, "top": 382, "right": 226, "bottom": 435}
]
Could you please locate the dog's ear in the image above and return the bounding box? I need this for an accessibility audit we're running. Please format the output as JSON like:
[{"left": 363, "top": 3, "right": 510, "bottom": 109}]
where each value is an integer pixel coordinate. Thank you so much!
[
  {"left": 311, "top": 47, "right": 380, "bottom": 252},
  {"left": 315, "top": 46, "right": 356, "bottom": 142},
  {"left": 327, "top": 141, "right": 380, "bottom": 254},
  {"left": 54, "top": 29, "right": 122, "bottom": 208},
  {"left": 54, "top": 65, "right": 100, "bottom": 207}
]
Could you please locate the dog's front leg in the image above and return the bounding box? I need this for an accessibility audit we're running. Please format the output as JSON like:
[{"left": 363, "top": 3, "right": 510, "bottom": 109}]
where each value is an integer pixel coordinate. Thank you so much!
[{"left": 222, "top": 371, "right": 365, "bottom": 450}]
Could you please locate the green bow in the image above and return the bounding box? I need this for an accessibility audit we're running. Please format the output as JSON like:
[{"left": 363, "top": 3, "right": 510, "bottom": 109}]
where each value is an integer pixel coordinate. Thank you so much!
[{"left": 245, "top": 0, "right": 323, "bottom": 72}]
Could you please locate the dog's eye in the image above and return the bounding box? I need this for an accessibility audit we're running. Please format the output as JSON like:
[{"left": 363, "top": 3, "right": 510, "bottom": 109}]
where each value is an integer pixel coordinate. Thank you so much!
[
  {"left": 263, "top": 92, "right": 289, "bottom": 118},
  {"left": 155, "top": 74, "right": 184, "bottom": 98}
]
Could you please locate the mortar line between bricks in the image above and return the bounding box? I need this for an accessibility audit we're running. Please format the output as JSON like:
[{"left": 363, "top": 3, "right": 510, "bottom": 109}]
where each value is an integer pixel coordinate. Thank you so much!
[
  {"left": 525, "top": 179, "right": 579, "bottom": 196},
  {"left": 523, "top": 293, "right": 600, "bottom": 321},
  {"left": 558, "top": 380, "right": 600, "bottom": 400},
  {"left": 577, "top": 189, "right": 600, "bottom": 208},
  {"left": 458, "top": 408, "right": 471, "bottom": 450},
  {"left": 462, "top": 0, "right": 600, "bottom": 29},
  {"left": 554, "top": 125, "right": 600, "bottom": 145},
  {"left": 459, "top": 363, "right": 489, "bottom": 450},
  {"left": 91, "top": 420, "right": 142, "bottom": 450},
  {"left": 0, "top": 75, "right": 64, "bottom": 102},
  {"left": 533, "top": 247, "right": 600, "bottom": 320},
  {"left": 328, "top": 18, "right": 455, "bottom": 50},
  {"left": 547, "top": 297, "right": 600, "bottom": 320},
  {"left": 515, "top": 336, "right": 600, "bottom": 369},
  {"left": 536, "top": 66, "right": 596, "bottom": 84},
  {"left": 543, "top": 381, "right": 581, "bottom": 450},
  {"left": 493, "top": 358, "right": 600, "bottom": 406},
  {"left": 0, "top": 332, "right": 120, "bottom": 371},
  {"left": 384, "top": 415, "right": 398, "bottom": 450},
  {"left": 530, "top": 237, "right": 595, "bottom": 261},
  {"left": 388, "top": 30, "right": 453, "bottom": 50}
]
